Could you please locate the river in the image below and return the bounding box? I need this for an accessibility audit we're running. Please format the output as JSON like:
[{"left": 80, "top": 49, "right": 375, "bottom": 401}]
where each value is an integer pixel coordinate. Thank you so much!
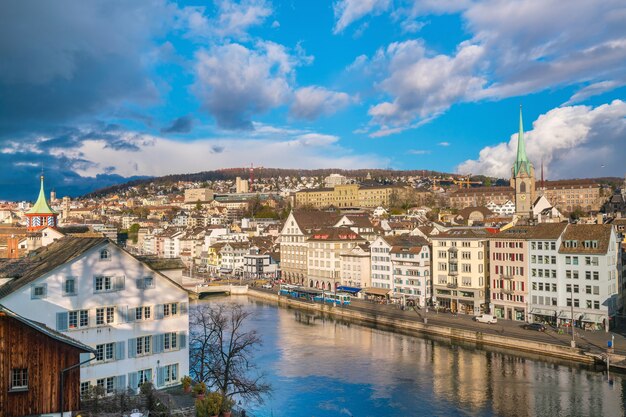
[{"left": 197, "top": 296, "right": 626, "bottom": 417}]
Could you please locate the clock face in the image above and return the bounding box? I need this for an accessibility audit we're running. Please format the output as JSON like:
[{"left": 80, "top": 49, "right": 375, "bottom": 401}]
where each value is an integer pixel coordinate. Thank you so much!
[{"left": 520, "top": 194, "right": 526, "bottom": 200}]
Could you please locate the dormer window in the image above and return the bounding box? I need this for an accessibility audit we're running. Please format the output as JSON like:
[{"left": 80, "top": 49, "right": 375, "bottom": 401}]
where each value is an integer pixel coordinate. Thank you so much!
[{"left": 100, "top": 249, "right": 110, "bottom": 261}]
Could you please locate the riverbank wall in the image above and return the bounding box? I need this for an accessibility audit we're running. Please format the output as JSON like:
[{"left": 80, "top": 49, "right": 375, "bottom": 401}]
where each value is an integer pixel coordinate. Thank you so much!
[{"left": 247, "top": 289, "right": 625, "bottom": 369}]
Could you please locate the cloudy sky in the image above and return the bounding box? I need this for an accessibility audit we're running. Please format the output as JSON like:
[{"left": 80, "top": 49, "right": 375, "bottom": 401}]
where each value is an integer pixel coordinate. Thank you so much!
[{"left": 1, "top": 0, "right": 625, "bottom": 199}]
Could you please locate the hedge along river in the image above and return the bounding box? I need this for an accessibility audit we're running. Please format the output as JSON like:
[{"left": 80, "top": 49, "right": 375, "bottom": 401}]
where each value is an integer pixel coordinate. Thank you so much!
[{"left": 196, "top": 296, "right": 626, "bottom": 417}]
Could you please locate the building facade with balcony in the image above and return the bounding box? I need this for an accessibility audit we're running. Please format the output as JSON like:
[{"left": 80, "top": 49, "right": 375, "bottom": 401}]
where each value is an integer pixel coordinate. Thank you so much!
[
  {"left": 432, "top": 229, "right": 490, "bottom": 314},
  {"left": 389, "top": 237, "right": 431, "bottom": 307}
]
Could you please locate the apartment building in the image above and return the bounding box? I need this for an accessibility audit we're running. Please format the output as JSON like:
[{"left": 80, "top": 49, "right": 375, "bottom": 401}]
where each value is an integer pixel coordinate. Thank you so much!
[
  {"left": 541, "top": 180, "right": 605, "bottom": 212},
  {"left": 0, "top": 237, "right": 189, "bottom": 394},
  {"left": 370, "top": 235, "right": 394, "bottom": 293},
  {"left": 306, "top": 227, "right": 366, "bottom": 290},
  {"left": 389, "top": 236, "right": 431, "bottom": 307},
  {"left": 431, "top": 229, "right": 490, "bottom": 314},
  {"left": 294, "top": 184, "right": 420, "bottom": 209},
  {"left": 489, "top": 227, "right": 532, "bottom": 321},
  {"left": 557, "top": 224, "right": 620, "bottom": 331},
  {"left": 526, "top": 223, "right": 568, "bottom": 325},
  {"left": 279, "top": 210, "right": 341, "bottom": 285},
  {"left": 339, "top": 243, "right": 371, "bottom": 289}
]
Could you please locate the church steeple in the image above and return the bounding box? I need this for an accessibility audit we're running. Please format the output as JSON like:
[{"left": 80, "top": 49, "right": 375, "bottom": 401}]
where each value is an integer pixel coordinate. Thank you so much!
[
  {"left": 25, "top": 175, "right": 58, "bottom": 231},
  {"left": 513, "top": 105, "right": 532, "bottom": 177}
]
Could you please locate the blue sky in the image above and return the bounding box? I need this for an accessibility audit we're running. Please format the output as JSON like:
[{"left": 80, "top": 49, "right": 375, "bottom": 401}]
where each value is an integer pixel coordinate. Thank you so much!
[{"left": 1, "top": 0, "right": 625, "bottom": 199}]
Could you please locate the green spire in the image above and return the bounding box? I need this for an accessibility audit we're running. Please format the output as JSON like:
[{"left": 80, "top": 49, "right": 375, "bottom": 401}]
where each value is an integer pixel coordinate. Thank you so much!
[
  {"left": 26, "top": 175, "right": 57, "bottom": 215},
  {"left": 514, "top": 105, "right": 531, "bottom": 176}
]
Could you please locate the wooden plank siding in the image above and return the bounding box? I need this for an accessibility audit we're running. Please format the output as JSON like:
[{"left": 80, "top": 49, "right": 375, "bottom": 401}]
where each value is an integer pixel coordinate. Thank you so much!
[{"left": 0, "top": 313, "right": 83, "bottom": 417}]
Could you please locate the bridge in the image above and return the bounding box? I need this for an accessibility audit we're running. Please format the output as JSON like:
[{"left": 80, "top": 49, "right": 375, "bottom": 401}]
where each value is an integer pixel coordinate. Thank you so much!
[{"left": 191, "top": 284, "right": 249, "bottom": 298}]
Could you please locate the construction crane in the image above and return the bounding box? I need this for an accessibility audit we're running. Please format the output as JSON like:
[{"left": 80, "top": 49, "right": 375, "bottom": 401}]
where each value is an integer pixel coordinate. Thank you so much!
[{"left": 453, "top": 174, "right": 482, "bottom": 189}]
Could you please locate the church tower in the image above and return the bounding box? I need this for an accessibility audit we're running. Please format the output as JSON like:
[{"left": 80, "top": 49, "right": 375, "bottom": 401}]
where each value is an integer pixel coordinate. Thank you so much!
[
  {"left": 510, "top": 106, "right": 535, "bottom": 216},
  {"left": 25, "top": 175, "right": 59, "bottom": 231}
]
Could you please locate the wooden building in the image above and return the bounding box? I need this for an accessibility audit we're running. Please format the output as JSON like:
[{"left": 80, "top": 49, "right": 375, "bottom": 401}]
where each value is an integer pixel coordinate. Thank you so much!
[{"left": 0, "top": 304, "right": 94, "bottom": 417}]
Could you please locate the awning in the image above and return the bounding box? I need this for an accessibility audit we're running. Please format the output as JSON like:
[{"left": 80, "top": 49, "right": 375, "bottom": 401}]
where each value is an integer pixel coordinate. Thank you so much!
[
  {"left": 363, "top": 287, "right": 391, "bottom": 297},
  {"left": 582, "top": 314, "right": 607, "bottom": 324},
  {"left": 531, "top": 309, "right": 556, "bottom": 317},
  {"left": 337, "top": 286, "right": 362, "bottom": 295}
]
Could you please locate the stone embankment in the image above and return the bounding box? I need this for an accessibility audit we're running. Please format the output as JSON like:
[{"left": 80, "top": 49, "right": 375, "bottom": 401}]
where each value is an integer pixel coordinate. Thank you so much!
[{"left": 247, "top": 288, "right": 626, "bottom": 372}]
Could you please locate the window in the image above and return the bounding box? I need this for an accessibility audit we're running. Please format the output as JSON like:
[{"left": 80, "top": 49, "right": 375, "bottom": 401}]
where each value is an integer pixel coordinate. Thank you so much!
[
  {"left": 594, "top": 301, "right": 600, "bottom": 309},
  {"left": 96, "top": 307, "right": 115, "bottom": 325},
  {"left": 136, "top": 336, "right": 151, "bottom": 356},
  {"left": 164, "top": 364, "right": 179, "bottom": 384},
  {"left": 96, "top": 342, "right": 115, "bottom": 362},
  {"left": 100, "top": 249, "right": 110, "bottom": 261},
  {"left": 138, "top": 369, "right": 152, "bottom": 386},
  {"left": 11, "top": 368, "right": 28, "bottom": 391},
  {"left": 135, "top": 306, "right": 151, "bottom": 321},
  {"left": 137, "top": 276, "right": 155, "bottom": 289},
  {"left": 95, "top": 276, "right": 112, "bottom": 292},
  {"left": 593, "top": 272, "right": 599, "bottom": 280},
  {"left": 80, "top": 382, "right": 91, "bottom": 397},
  {"left": 69, "top": 310, "right": 89, "bottom": 329},
  {"left": 31, "top": 284, "right": 47, "bottom": 299},
  {"left": 97, "top": 377, "right": 115, "bottom": 394},
  {"left": 63, "top": 277, "right": 77, "bottom": 296},
  {"left": 164, "top": 332, "right": 178, "bottom": 351}
]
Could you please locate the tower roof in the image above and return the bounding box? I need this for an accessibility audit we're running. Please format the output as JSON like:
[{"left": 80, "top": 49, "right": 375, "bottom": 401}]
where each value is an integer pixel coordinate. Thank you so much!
[
  {"left": 513, "top": 106, "right": 533, "bottom": 176},
  {"left": 26, "top": 175, "right": 58, "bottom": 215}
]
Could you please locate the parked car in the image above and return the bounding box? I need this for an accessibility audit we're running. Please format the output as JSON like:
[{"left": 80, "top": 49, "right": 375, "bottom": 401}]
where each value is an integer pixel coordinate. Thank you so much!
[
  {"left": 261, "top": 283, "right": 273, "bottom": 289},
  {"left": 523, "top": 323, "right": 546, "bottom": 332},
  {"left": 474, "top": 314, "right": 498, "bottom": 324}
]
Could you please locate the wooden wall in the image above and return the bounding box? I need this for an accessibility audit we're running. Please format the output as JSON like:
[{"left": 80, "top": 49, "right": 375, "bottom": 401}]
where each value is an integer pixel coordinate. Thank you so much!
[{"left": 0, "top": 314, "right": 83, "bottom": 417}]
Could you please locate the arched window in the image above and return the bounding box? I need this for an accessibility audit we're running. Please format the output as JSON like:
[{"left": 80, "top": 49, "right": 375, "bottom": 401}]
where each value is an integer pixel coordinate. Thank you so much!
[
  {"left": 100, "top": 249, "right": 110, "bottom": 261},
  {"left": 520, "top": 181, "right": 526, "bottom": 193}
]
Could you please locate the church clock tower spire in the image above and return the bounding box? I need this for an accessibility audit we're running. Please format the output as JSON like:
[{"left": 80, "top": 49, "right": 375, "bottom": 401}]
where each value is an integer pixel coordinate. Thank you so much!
[{"left": 510, "top": 105, "right": 536, "bottom": 216}]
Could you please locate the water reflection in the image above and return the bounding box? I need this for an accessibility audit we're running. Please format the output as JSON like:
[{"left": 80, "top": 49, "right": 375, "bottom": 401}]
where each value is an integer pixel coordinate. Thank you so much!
[{"left": 197, "top": 296, "right": 625, "bottom": 417}]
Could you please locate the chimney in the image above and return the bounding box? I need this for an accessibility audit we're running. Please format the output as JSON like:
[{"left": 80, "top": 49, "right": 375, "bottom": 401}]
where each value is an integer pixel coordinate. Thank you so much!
[{"left": 596, "top": 214, "right": 603, "bottom": 224}]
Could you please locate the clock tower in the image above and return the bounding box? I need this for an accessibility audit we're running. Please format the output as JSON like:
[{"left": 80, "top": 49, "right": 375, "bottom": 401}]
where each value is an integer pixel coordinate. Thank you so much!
[{"left": 510, "top": 106, "right": 535, "bottom": 216}]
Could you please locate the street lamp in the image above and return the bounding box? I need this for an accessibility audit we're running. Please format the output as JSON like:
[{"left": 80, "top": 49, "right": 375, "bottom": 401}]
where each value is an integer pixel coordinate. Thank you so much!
[{"left": 570, "top": 283, "right": 575, "bottom": 348}]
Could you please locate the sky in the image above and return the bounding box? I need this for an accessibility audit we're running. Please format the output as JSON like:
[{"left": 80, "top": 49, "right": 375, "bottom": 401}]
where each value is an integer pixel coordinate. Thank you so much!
[{"left": 1, "top": 0, "right": 625, "bottom": 200}]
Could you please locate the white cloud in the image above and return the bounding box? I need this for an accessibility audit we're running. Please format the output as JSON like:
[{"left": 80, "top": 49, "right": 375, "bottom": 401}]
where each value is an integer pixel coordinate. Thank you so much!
[
  {"left": 438, "top": 142, "right": 450, "bottom": 146},
  {"left": 66, "top": 131, "right": 386, "bottom": 177},
  {"left": 333, "top": 0, "right": 390, "bottom": 34},
  {"left": 182, "top": 0, "right": 272, "bottom": 39},
  {"left": 290, "top": 86, "right": 353, "bottom": 120},
  {"left": 193, "top": 42, "right": 300, "bottom": 129},
  {"left": 353, "top": 0, "right": 626, "bottom": 135},
  {"left": 407, "top": 149, "right": 430, "bottom": 155},
  {"left": 457, "top": 100, "right": 626, "bottom": 179},
  {"left": 367, "top": 40, "right": 486, "bottom": 132}
]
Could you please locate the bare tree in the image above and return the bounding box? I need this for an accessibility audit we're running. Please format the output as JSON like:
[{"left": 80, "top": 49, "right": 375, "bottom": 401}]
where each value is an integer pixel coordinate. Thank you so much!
[{"left": 190, "top": 303, "right": 271, "bottom": 404}]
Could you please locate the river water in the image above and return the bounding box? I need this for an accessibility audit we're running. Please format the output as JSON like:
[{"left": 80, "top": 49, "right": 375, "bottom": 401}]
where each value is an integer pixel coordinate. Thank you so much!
[{"left": 198, "top": 296, "right": 626, "bottom": 417}]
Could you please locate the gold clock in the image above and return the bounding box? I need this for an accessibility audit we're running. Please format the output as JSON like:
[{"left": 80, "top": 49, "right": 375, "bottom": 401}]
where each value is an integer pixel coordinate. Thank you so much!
[{"left": 520, "top": 194, "right": 526, "bottom": 200}]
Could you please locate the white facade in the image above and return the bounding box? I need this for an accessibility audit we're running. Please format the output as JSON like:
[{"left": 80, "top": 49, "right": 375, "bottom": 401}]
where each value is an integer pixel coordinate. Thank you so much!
[
  {"left": 370, "top": 236, "right": 393, "bottom": 290},
  {"left": 340, "top": 246, "right": 371, "bottom": 289},
  {"left": 1, "top": 241, "right": 189, "bottom": 394},
  {"left": 390, "top": 244, "right": 431, "bottom": 307},
  {"left": 486, "top": 200, "right": 515, "bottom": 215}
]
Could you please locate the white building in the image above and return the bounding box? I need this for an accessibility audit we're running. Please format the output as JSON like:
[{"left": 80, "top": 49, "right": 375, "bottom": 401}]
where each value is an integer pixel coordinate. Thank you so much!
[
  {"left": 0, "top": 237, "right": 189, "bottom": 394},
  {"left": 324, "top": 173, "right": 349, "bottom": 188},
  {"left": 339, "top": 244, "right": 371, "bottom": 289},
  {"left": 370, "top": 236, "right": 393, "bottom": 293},
  {"left": 486, "top": 200, "right": 515, "bottom": 216},
  {"left": 389, "top": 237, "right": 431, "bottom": 307}
]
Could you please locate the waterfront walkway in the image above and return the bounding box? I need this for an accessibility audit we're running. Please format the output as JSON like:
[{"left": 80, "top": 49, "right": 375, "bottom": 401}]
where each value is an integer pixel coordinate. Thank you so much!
[{"left": 252, "top": 287, "right": 626, "bottom": 358}]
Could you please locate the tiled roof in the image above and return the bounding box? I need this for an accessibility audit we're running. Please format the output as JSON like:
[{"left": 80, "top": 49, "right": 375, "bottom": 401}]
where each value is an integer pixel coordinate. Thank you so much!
[
  {"left": 558, "top": 224, "right": 613, "bottom": 254},
  {"left": 0, "top": 237, "right": 108, "bottom": 298},
  {"left": 307, "top": 227, "right": 365, "bottom": 242},
  {"left": 0, "top": 304, "right": 95, "bottom": 353},
  {"left": 292, "top": 210, "right": 342, "bottom": 232},
  {"left": 136, "top": 256, "right": 186, "bottom": 270},
  {"left": 433, "top": 228, "right": 494, "bottom": 239},
  {"left": 450, "top": 186, "right": 514, "bottom": 196}
]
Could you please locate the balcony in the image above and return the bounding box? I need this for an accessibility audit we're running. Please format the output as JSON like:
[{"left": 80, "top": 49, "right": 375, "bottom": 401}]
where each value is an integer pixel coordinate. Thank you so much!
[
  {"left": 501, "top": 288, "right": 514, "bottom": 295},
  {"left": 500, "top": 274, "right": 514, "bottom": 280},
  {"left": 447, "top": 283, "right": 458, "bottom": 289},
  {"left": 448, "top": 269, "right": 459, "bottom": 276}
]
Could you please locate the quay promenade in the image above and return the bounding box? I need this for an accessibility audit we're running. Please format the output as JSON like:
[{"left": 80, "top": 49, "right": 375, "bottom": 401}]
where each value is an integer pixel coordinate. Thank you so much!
[{"left": 247, "top": 287, "right": 626, "bottom": 371}]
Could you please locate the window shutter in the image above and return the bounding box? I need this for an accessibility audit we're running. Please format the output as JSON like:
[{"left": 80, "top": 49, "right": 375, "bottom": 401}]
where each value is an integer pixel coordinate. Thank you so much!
[
  {"left": 115, "top": 275, "right": 125, "bottom": 291},
  {"left": 179, "top": 332, "right": 187, "bottom": 349},
  {"left": 115, "top": 341, "right": 125, "bottom": 360},
  {"left": 93, "top": 276, "right": 98, "bottom": 293},
  {"left": 157, "top": 366, "right": 166, "bottom": 387},
  {"left": 155, "top": 304, "right": 164, "bottom": 320},
  {"left": 117, "top": 306, "right": 128, "bottom": 323},
  {"left": 180, "top": 302, "right": 188, "bottom": 314},
  {"left": 127, "top": 308, "right": 136, "bottom": 322},
  {"left": 42, "top": 283, "right": 48, "bottom": 298},
  {"left": 153, "top": 334, "right": 164, "bottom": 354},
  {"left": 115, "top": 375, "right": 126, "bottom": 392},
  {"left": 136, "top": 278, "right": 144, "bottom": 289},
  {"left": 128, "top": 372, "right": 138, "bottom": 391},
  {"left": 56, "top": 312, "right": 68, "bottom": 331},
  {"left": 128, "top": 338, "right": 137, "bottom": 358},
  {"left": 79, "top": 352, "right": 91, "bottom": 365}
]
